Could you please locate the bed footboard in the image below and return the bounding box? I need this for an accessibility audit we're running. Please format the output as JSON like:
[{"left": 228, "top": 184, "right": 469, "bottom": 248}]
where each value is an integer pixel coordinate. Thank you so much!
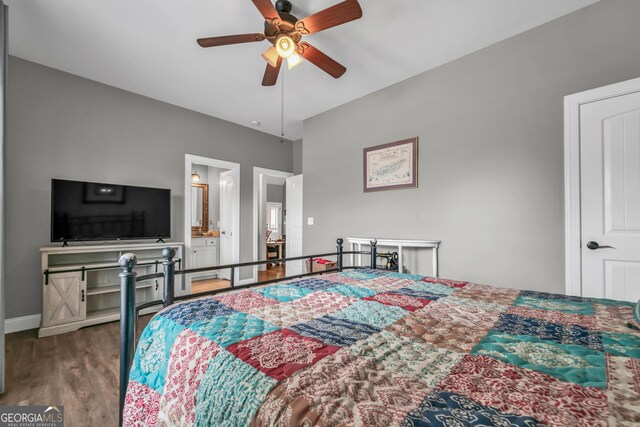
[
  {"left": 117, "top": 237, "right": 386, "bottom": 425},
  {"left": 118, "top": 254, "right": 137, "bottom": 427}
]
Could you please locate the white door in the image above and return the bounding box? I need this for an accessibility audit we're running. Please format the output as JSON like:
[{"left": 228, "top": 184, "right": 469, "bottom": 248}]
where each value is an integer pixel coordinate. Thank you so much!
[
  {"left": 286, "top": 175, "right": 303, "bottom": 276},
  {"left": 219, "top": 170, "right": 235, "bottom": 280},
  {"left": 580, "top": 90, "right": 640, "bottom": 301}
]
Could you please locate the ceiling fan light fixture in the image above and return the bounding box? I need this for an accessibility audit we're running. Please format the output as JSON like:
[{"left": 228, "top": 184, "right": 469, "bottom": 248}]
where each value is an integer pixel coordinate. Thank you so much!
[
  {"left": 196, "top": 0, "right": 363, "bottom": 86},
  {"left": 261, "top": 46, "right": 280, "bottom": 67},
  {"left": 275, "top": 34, "right": 296, "bottom": 59},
  {"left": 286, "top": 52, "right": 303, "bottom": 70}
]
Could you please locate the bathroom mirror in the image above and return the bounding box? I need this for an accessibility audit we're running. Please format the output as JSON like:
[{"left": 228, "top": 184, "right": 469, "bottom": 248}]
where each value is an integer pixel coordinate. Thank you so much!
[{"left": 191, "top": 183, "right": 208, "bottom": 235}]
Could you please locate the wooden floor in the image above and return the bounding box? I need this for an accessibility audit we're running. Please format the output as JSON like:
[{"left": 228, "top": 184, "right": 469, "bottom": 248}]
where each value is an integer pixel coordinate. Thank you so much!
[
  {"left": 191, "top": 277, "right": 230, "bottom": 294},
  {"left": 259, "top": 263, "right": 286, "bottom": 281},
  {"left": 0, "top": 265, "right": 289, "bottom": 426},
  {"left": 0, "top": 316, "right": 151, "bottom": 427},
  {"left": 190, "top": 264, "right": 286, "bottom": 294}
]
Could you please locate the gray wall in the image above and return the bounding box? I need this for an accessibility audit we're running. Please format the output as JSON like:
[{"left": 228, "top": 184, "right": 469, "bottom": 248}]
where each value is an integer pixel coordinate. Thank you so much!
[
  {"left": 292, "top": 139, "right": 303, "bottom": 175},
  {"left": 6, "top": 57, "right": 294, "bottom": 319},
  {"left": 302, "top": 0, "right": 640, "bottom": 293},
  {"left": 266, "top": 184, "right": 285, "bottom": 205}
]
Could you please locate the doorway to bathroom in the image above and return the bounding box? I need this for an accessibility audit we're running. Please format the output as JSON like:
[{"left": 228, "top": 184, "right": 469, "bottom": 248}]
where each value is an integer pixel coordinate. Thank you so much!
[{"left": 184, "top": 154, "right": 240, "bottom": 295}]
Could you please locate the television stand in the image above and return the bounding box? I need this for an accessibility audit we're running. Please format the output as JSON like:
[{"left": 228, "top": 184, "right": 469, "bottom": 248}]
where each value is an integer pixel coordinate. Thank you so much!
[
  {"left": 155, "top": 238, "right": 166, "bottom": 243},
  {"left": 61, "top": 241, "right": 69, "bottom": 247},
  {"left": 38, "top": 241, "right": 184, "bottom": 337}
]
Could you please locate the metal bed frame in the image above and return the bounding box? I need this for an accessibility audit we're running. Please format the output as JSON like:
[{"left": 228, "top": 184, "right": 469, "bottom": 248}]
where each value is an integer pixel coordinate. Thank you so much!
[{"left": 116, "top": 237, "right": 381, "bottom": 426}]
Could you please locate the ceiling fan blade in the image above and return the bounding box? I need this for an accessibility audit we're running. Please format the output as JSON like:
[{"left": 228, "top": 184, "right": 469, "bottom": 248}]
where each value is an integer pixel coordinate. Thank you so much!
[
  {"left": 295, "top": 0, "right": 362, "bottom": 35},
  {"left": 252, "top": 0, "right": 281, "bottom": 25},
  {"left": 197, "top": 33, "right": 266, "bottom": 48},
  {"left": 298, "top": 42, "right": 346, "bottom": 78},
  {"left": 262, "top": 57, "right": 282, "bottom": 86}
]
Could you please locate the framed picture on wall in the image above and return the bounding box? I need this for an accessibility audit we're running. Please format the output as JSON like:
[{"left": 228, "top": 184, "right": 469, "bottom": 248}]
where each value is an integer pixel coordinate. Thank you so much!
[{"left": 363, "top": 137, "right": 418, "bottom": 192}]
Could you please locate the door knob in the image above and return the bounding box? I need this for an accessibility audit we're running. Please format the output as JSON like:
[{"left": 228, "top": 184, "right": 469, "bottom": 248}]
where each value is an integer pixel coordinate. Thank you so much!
[{"left": 586, "top": 241, "right": 614, "bottom": 250}]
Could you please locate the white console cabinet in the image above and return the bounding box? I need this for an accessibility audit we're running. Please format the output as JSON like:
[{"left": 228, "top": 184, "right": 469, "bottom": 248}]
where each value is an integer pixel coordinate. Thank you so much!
[
  {"left": 190, "top": 237, "right": 219, "bottom": 279},
  {"left": 39, "top": 242, "right": 183, "bottom": 337},
  {"left": 346, "top": 237, "right": 441, "bottom": 277}
]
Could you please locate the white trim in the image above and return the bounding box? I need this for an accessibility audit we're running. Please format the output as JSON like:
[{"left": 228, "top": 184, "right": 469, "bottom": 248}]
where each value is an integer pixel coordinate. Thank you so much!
[
  {"left": 185, "top": 154, "right": 240, "bottom": 294},
  {"left": 252, "top": 167, "right": 293, "bottom": 282},
  {"left": 564, "top": 76, "right": 640, "bottom": 297},
  {"left": 5, "top": 314, "right": 41, "bottom": 334}
]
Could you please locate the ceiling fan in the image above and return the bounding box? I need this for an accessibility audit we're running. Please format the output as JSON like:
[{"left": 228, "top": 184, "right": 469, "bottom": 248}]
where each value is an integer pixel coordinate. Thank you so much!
[{"left": 197, "top": 0, "right": 363, "bottom": 86}]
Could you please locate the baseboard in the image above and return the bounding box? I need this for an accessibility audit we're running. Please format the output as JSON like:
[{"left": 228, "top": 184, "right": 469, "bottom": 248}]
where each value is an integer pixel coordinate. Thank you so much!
[{"left": 5, "top": 314, "right": 41, "bottom": 334}]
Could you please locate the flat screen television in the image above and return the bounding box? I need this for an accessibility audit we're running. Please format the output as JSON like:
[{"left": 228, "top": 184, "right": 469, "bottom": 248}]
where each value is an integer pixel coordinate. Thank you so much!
[{"left": 51, "top": 179, "right": 171, "bottom": 242}]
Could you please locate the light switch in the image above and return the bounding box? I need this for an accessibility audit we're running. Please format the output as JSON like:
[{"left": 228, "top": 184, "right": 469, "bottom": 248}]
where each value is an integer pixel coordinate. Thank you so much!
[{"left": 307, "top": 217, "right": 314, "bottom": 225}]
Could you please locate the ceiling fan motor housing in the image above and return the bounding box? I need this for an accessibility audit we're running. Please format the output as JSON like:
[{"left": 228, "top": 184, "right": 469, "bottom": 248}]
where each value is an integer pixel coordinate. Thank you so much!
[
  {"left": 275, "top": 0, "right": 292, "bottom": 14},
  {"left": 265, "top": 0, "right": 299, "bottom": 42}
]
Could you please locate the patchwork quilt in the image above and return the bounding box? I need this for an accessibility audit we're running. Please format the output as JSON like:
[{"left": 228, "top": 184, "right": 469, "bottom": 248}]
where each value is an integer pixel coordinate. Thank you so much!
[{"left": 123, "top": 269, "right": 640, "bottom": 426}]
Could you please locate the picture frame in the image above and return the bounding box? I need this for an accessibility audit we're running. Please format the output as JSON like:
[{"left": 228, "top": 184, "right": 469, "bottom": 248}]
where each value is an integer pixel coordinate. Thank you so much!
[{"left": 363, "top": 137, "right": 418, "bottom": 192}]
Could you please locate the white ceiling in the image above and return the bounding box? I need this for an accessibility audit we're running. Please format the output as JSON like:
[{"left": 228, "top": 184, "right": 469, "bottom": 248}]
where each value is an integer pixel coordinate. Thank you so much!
[{"left": 7, "top": 0, "right": 599, "bottom": 140}]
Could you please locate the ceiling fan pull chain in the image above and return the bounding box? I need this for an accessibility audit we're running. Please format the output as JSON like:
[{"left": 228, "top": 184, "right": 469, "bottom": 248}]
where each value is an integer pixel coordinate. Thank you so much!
[{"left": 281, "top": 68, "right": 285, "bottom": 143}]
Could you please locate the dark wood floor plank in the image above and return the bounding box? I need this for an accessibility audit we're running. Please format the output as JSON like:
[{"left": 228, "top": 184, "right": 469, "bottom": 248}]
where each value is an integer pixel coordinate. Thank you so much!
[{"left": 0, "top": 316, "right": 151, "bottom": 427}]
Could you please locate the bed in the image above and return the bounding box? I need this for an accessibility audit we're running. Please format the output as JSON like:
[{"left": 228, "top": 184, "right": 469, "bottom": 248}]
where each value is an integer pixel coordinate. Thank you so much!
[{"left": 121, "top": 265, "right": 640, "bottom": 426}]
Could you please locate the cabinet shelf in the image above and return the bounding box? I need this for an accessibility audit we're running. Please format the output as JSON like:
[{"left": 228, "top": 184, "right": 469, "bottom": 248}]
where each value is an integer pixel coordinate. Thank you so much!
[
  {"left": 85, "top": 305, "right": 160, "bottom": 323},
  {"left": 86, "top": 282, "right": 155, "bottom": 296},
  {"left": 86, "top": 307, "right": 120, "bottom": 322}
]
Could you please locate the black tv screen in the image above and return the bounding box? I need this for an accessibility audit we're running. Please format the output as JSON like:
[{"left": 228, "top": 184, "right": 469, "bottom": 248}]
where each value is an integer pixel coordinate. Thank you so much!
[{"left": 51, "top": 179, "right": 171, "bottom": 242}]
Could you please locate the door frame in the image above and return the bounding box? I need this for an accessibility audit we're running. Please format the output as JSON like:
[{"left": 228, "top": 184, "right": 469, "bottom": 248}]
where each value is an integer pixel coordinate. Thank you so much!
[
  {"left": 184, "top": 154, "right": 240, "bottom": 295},
  {"left": 564, "top": 76, "right": 640, "bottom": 297},
  {"left": 252, "top": 167, "right": 293, "bottom": 283}
]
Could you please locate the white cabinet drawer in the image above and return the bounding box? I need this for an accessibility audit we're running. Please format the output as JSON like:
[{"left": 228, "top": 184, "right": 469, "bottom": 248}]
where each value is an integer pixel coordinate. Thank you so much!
[
  {"left": 192, "top": 238, "right": 218, "bottom": 247},
  {"left": 192, "top": 238, "right": 207, "bottom": 247}
]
